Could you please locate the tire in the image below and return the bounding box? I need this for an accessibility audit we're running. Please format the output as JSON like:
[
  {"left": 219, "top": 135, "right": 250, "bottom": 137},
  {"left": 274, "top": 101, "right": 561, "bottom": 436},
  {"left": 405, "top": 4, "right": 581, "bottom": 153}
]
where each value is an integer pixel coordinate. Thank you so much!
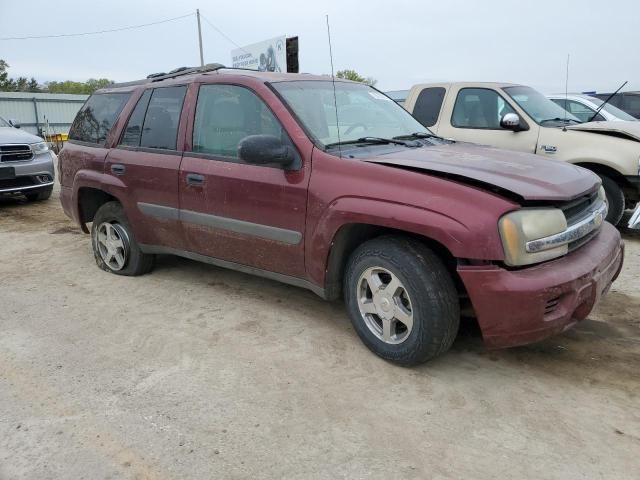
[
  {"left": 25, "top": 185, "right": 53, "bottom": 202},
  {"left": 91, "top": 201, "right": 155, "bottom": 276},
  {"left": 599, "top": 175, "right": 625, "bottom": 226},
  {"left": 344, "top": 236, "right": 460, "bottom": 365}
]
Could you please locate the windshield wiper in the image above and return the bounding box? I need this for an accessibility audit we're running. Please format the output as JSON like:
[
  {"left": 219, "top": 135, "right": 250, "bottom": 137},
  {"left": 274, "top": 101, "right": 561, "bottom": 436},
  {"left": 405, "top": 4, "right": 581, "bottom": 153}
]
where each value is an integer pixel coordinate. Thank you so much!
[
  {"left": 393, "top": 132, "right": 445, "bottom": 141},
  {"left": 325, "top": 136, "right": 416, "bottom": 148},
  {"left": 540, "top": 117, "right": 582, "bottom": 125}
]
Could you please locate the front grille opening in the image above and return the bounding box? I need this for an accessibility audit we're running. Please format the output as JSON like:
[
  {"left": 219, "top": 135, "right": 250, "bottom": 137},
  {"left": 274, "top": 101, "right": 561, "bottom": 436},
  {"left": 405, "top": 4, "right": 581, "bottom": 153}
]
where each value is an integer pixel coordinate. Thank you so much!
[
  {"left": 0, "top": 144, "right": 33, "bottom": 162},
  {"left": 560, "top": 191, "right": 598, "bottom": 225},
  {"left": 0, "top": 176, "right": 36, "bottom": 189}
]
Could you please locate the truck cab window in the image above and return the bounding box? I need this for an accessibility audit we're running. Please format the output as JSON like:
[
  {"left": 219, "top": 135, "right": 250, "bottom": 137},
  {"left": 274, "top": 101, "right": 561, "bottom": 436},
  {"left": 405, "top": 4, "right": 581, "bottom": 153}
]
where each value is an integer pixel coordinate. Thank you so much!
[
  {"left": 139, "top": 86, "right": 187, "bottom": 150},
  {"left": 413, "top": 87, "right": 446, "bottom": 128},
  {"left": 192, "top": 84, "right": 283, "bottom": 159},
  {"left": 452, "top": 88, "right": 517, "bottom": 129},
  {"left": 120, "top": 90, "right": 152, "bottom": 146}
]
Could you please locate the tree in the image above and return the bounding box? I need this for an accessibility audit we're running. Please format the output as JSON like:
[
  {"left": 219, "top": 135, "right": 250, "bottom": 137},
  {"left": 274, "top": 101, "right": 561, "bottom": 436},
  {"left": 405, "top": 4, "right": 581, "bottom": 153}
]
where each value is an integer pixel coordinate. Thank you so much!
[
  {"left": 46, "top": 78, "right": 113, "bottom": 94},
  {"left": 336, "top": 69, "right": 377, "bottom": 86},
  {"left": 15, "top": 77, "right": 28, "bottom": 92},
  {"left": 0, "top": 58, "right": 112, "bottom": 94},
  {"left": 0, "top": 60, "right": 11, "bottom": 90},
  {"left": 27, "top": 78, "right": 40, "bottom": 92}
]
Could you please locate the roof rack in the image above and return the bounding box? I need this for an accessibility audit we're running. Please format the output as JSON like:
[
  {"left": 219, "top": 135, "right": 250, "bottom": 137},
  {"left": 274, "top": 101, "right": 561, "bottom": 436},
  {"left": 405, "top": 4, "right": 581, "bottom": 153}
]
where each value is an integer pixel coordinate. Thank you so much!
[{"left": 108, "top": 63, "right": 226, "bottom": 89}]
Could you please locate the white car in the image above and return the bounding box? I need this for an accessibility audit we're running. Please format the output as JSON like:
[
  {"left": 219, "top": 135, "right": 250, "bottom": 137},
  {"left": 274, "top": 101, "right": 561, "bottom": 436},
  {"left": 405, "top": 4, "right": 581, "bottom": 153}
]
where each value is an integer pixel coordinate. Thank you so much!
[{"left": 548, "top": 94, "right": 638, "bottom": 123}]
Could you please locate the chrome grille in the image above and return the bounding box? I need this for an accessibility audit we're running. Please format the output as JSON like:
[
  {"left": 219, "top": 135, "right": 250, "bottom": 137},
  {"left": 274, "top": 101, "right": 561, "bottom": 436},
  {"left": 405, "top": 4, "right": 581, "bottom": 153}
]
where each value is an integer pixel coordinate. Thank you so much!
[
  {"left": 0, "top": 144, "right": 33, "bottom": 162},
  {"left": 560, "top": 191, "right": 598, "bottom": 225},
  {"left": 525, "top": 191, "right": 606, "bottom": 255}
]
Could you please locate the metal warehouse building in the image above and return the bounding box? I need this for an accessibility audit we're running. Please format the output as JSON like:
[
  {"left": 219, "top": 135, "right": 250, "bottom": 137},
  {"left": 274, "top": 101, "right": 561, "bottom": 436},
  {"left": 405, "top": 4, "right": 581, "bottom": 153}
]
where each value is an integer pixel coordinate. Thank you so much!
[{"left": 0, "top": 92, "right": 88, "bottom": 136}]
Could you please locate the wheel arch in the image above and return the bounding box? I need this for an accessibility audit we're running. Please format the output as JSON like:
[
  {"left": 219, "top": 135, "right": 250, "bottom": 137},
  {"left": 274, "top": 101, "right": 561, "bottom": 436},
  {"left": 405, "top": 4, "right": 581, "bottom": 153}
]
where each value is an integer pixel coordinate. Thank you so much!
[
  {"left": 76, "top": 187, "right": 120, "bottom": 233},
  {"left": 573, "top": 161, "right": 636, "bottom": 200},
  {"left": 323, "top": 223, "right": 464, "bottom": 301}
]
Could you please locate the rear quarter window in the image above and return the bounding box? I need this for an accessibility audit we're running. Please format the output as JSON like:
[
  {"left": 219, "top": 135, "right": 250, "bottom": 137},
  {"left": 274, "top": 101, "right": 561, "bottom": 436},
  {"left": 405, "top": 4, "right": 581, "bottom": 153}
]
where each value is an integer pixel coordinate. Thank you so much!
[
  {"left": 413, "top": 87, "right": 446, "bottom": 127},
  {"left": 69, "top": 93, "right": 130, "bottom": 145}
]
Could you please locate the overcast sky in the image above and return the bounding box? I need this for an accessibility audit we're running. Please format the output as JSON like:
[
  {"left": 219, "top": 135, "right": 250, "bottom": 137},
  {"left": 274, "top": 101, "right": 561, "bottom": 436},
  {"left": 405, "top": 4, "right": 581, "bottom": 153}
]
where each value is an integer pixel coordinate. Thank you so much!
[{"left": 0, "top": 0, "right": 638, "bottom": 94}]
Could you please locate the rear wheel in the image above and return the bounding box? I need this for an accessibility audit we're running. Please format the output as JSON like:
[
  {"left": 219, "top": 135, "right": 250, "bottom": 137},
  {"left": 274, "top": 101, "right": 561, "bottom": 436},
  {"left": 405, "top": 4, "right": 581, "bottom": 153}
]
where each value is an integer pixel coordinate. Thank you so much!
[
  {"left": 91, "top": 201, "right": 154, "bottom": 276},
  {"left": 25, "top": 186, "right": 52, "bottom": 202},
  {"left": 599, "top": 175, "right": 625, "bottom": 226},
  {"left": 344, "top": 236, "right": 460, "bottom": 365}
]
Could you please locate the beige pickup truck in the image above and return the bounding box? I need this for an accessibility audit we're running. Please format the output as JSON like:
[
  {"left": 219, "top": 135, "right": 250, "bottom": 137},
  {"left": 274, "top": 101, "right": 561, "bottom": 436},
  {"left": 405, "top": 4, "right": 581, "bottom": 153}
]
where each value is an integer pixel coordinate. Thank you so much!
[{"left": 400, "top": 82, "right": 640, "bottom": 225}]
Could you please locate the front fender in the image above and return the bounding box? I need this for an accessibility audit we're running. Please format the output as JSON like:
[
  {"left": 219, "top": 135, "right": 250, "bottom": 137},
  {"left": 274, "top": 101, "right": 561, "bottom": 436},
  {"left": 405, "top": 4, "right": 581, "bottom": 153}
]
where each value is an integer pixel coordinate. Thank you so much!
[
  {"left": 539, "top": 128, "right": 639, "bottom": 176},
  {"left": 306, "top": 196, "right": 507, "bottom": 286}
]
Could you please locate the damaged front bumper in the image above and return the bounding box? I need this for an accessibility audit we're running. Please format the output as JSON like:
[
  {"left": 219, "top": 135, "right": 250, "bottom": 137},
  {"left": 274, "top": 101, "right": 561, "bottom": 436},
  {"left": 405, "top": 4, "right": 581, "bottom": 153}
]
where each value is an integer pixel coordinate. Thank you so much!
[{"left": 458, "top": 222, "right": 624, "bottom": 349}]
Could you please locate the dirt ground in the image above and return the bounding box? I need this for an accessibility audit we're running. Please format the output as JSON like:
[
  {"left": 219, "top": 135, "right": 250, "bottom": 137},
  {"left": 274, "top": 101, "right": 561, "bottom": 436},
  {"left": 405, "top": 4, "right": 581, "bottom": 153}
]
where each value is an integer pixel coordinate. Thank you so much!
[{"left": 1, "top": 183, "right": 639, "bottom": 480}]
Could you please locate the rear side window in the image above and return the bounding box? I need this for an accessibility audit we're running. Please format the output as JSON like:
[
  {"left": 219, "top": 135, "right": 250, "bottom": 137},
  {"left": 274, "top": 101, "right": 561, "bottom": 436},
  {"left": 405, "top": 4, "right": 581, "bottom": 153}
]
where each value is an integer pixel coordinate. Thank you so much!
[
  {"left": 193, "top": 84, "right": 283, "bottom": 158},
  {"left": 412, "top": 87, "right": 445, "bottom": 127},
  {"left": 120, "top": 90, "right": 152, "bottom": 146},
  {"left": 69, "top": 93, "right": 130, "bottom": 144},
  {"left": 139, "top": 86, "right": 187, "bottom": 150}
]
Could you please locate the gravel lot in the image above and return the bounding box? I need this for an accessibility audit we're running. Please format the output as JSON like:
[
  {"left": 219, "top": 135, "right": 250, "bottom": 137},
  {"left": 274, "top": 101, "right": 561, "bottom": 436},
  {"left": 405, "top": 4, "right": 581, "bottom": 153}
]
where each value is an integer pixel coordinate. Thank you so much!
[{"left": 1, "top": 184, "right": 639, "bottom": 480}]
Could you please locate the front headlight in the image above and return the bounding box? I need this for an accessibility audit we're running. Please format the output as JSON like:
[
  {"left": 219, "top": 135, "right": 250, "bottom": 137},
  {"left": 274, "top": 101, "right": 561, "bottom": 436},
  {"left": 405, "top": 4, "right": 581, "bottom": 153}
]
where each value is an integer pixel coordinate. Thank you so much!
[
  {"left": 499, "top": 208, "right": 568, "bottom": 266},
  {"left": 31, "top": 142, "right": 49, "bottom": 154}
]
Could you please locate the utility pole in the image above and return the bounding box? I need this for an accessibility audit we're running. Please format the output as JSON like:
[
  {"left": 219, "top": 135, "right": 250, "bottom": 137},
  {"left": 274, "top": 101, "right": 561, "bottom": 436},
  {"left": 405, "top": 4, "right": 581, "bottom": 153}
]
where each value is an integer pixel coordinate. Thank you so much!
[{"left": 196, "top": 9, "right": 204, "bottom": 67}]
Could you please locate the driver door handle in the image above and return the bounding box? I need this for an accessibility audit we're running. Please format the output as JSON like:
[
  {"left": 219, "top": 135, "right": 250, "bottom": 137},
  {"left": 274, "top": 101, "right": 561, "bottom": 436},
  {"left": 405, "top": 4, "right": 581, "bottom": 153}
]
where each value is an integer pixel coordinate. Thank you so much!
[{"left": 186, "top": 173, "right": 205, "bottom": 186}]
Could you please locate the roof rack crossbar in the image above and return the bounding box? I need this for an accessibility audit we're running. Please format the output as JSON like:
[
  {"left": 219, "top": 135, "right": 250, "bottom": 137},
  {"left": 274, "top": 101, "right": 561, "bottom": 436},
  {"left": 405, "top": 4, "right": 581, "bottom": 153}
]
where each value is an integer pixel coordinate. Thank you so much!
[{"left": 108, "top": 63, "right": 226, "bottom": 89}]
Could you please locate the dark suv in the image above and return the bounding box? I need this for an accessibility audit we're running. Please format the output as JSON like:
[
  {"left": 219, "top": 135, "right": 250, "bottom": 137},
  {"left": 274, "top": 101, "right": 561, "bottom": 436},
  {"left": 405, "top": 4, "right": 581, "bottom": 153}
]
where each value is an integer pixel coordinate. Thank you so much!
[{"left": 59, "top": 65, "right": 623, "bottom": 364}]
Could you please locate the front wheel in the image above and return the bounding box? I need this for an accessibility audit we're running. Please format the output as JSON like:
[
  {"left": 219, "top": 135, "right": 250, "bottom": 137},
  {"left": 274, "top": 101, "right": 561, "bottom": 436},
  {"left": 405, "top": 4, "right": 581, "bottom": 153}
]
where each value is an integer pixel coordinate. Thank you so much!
[
  {"left": 91, "top": 201, "right": 154, "bottom": 276},
  {"left": 344, "top": 236, "right": 460, "bottom": 365},
  {"left": 599, "top": 175, "right": 625, "bottom": 226}
]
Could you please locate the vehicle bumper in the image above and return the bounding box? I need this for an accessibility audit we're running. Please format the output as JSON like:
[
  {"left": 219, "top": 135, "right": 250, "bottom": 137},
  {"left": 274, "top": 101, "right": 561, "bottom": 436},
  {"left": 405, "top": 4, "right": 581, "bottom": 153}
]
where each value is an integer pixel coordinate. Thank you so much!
[
  {"left": 458, "top": 222, "right": 624, "bottom": 349},
  {"left": 60, "top": 185, "right": 75, "bottom": 221},
  {"left": 0, "top": 151, "right": 55, "bottom": 195}
]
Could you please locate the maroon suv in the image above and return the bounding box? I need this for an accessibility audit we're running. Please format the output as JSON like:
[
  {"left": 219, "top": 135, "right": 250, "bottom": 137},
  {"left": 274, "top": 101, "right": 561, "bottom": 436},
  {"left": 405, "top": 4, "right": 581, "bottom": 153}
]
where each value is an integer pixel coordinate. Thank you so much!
[{"left": 59, "top": 65, "right": 624, "bottom": 364}]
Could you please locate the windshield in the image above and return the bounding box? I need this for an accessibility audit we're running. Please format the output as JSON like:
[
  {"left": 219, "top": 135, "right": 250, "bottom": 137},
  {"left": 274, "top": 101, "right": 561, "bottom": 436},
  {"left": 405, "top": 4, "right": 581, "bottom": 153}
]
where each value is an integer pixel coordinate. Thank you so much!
[
  {"left": 588, "top": 97, "right": 637, "bottom": 121},
  {"left": 272, "top": 81, "right": 431, "bottom": 147},
  {"left": 0, "top": 116, "right": 10, "bottom": 127},
  {"left": 503, "top": 86, "right": 580, "bottom": 124}
]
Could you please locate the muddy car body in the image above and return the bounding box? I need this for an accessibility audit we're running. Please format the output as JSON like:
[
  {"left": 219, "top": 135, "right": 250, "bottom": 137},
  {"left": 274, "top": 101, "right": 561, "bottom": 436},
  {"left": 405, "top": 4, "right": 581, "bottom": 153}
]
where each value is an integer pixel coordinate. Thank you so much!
[{"left": 59, "top": 67, "right": 623, "bottom": 364}]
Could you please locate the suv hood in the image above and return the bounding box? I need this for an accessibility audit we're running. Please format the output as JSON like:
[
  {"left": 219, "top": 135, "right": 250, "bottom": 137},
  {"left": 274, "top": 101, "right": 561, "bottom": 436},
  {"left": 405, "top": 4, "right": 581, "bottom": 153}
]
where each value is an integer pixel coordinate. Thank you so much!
[
  {"left": 362, "top": 142, "right": 599, "bottom": 202},
  {"left": 565, "top": 120, "right": 640, "bottom": 142},
  {"left": 0, "top": 126, "right": 42, "bottom": 144}
]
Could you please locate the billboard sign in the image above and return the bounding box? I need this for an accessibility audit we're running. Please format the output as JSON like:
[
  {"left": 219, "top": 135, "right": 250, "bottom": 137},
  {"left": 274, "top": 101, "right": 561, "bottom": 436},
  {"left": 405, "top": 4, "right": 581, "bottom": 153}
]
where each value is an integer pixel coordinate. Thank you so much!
[{"left": 232, "top": 36, "right": 286, "bottom": 72}]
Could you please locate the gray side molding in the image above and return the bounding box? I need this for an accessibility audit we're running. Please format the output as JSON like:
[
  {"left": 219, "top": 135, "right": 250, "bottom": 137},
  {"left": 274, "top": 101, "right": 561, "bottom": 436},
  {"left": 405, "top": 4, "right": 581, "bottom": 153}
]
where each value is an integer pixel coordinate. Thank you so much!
[
  {"left": 137, "top": 202, "right": 302, "bottom": 245},
  {"left": 137, "top": 202, "right": 180, "bottom": 221},
  {"left": 180, "top": 209, "right": 302, "bottom": 245}
]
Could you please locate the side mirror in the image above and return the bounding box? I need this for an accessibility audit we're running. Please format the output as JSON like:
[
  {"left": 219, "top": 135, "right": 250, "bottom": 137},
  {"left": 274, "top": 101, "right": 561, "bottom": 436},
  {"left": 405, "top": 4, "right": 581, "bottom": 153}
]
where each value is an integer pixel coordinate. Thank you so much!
[
  {"left": 238, "top": 134, "right": 299, "bottom": 170},
  {"left": 500, "top": 113, "right": 521, "bottom": 132},
  {"left": 8, "top": 119, "right": 21, "bottom": 129}
]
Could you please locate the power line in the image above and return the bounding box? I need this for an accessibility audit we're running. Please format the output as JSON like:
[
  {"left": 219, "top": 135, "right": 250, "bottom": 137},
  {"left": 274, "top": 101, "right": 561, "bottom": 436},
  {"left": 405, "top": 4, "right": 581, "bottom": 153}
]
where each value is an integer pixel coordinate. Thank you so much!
[
  {"left": 0, "top": 13, "right": 194, "bottom": 41},
  {"left": 199, "top": 14, "right": 248, "bottom": 54}
]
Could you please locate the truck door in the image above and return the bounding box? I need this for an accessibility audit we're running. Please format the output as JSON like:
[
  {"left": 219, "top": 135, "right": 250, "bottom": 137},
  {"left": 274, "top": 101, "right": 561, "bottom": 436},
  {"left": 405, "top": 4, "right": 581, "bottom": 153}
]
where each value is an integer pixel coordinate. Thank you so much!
[
  {"left": 434, "top": 86, "right": 540, "bottom": 154},
  {"left": 179, "top": 83, "right": 310, "bottom": 278},
  {"left": 105, "top": 86, "right": 187, "bottom": 251}
]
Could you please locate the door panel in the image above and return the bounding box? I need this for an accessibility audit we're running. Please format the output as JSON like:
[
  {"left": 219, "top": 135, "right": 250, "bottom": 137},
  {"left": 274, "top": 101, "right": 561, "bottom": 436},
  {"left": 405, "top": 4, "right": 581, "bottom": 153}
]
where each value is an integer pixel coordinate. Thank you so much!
[
  {"left": 105, "top": 148, "right": 183, "bottom": 249},
  {"left": 437, "top": 86, "right": 540, "bottom": 153},
  {"left": 104, "top": 85, "right": 188, "bottom": 250},
  {"left": 179, "top": 83, "right": 309, "bottom": 278},
  {"left": 180, "top": 157, "right": 308, "bottom": 277}
]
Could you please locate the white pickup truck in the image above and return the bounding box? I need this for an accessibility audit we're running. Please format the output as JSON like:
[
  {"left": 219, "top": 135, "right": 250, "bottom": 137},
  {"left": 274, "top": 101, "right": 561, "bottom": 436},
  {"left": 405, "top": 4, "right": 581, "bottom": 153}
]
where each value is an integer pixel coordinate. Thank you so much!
[{"left": 398, "top": 82, "right": 640, "bottom": 225}]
